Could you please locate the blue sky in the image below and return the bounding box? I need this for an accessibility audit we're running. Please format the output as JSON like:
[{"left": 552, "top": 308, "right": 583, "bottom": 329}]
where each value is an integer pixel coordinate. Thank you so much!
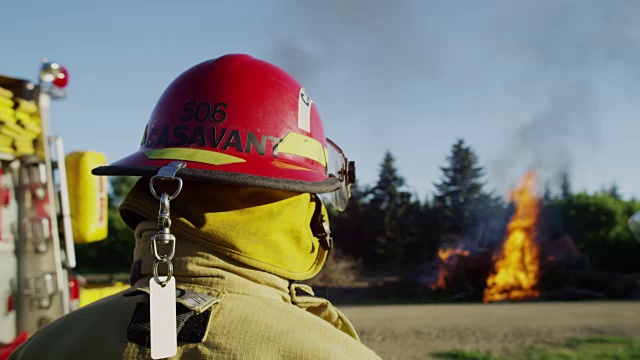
[{"left": 2, "top": 0, "right": 640, "bottom": 200}]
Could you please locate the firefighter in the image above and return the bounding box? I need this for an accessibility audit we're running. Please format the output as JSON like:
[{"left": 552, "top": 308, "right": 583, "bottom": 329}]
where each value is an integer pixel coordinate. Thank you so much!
[{"left": 10, "top": 54, "right": 381, "bottom": 359}]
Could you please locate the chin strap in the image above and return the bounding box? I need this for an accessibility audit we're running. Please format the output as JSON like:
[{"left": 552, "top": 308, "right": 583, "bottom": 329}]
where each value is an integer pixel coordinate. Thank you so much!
[{"left": 310, "top": 195, "right": 333, "bottom": 251}]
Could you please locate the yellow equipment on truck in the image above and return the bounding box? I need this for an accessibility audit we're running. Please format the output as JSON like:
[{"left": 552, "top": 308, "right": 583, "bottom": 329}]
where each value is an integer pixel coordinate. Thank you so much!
[{"left": 0, "top": 60, "right": 108, "bottom": 349}]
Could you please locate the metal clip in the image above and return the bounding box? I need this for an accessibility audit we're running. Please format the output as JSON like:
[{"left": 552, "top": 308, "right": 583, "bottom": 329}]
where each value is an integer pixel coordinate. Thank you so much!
[
  {"left": 157, "top": 193, "right": 171, "bottom": 230},
  {"left": 149, "top": 161, "right": 186, "bottom": 287},
  {"left": 149, "top": 161, "right": 186, "bottom": 200},
  {"left": 25, "top": 272, "right": 56, "bottom": 309},
  {"left": 320, "top": 220, "right": 333, "bottom": 250},
  {"left": 27, "top": 218, "right": 51, "bottom": 253},
  {"left": 156, "top": 161, "right": 187, "bottom": 178}
]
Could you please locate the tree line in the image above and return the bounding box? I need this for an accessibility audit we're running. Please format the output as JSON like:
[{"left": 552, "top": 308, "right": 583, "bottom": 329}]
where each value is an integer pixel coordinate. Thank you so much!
[
  {"left": 329, "top": 139, "right": 640, "bottom": 274},
  {"left": 75, "top": 138, "right": 640, "bottom": 275}
]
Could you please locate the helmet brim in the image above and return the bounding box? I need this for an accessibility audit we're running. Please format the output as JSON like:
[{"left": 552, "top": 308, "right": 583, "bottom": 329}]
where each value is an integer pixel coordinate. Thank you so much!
[{"left": 92, "top": 164, "right": 341, "bottom": 194}]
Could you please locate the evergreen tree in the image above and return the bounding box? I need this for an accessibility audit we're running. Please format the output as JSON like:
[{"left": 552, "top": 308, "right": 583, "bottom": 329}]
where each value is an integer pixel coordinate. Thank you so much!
[
  {"left": 328, "top": 183, "right": 369, "bottom": 261},
  {"left": 607, "top": 183, "right": 621, "bottom": 200},
  {"left": 543, "top": 182, "right": 553, "bottom": 202},
  {"left": 369, "top": 151, "right": 406, "bottom": 208},
  {"left": 365, "top": 151, "right": 413, "bottom": 267},
  {"left": 433, "top": 139, "right": 487, "bottom": 236},
  {"left": 560, "top": 172, "right": 572, "bottom": 200},
  {"left": 412, "top": 197, "right": 442, "bottom": 263},
  {"left": 396, "top": 194, "right": 424, "bottom": 265}
]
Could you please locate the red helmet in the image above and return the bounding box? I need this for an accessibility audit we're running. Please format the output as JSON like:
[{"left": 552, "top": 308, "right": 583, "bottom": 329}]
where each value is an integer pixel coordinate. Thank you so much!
[{"left": 93, "top": 54, "right": 354, "bottom": 209}]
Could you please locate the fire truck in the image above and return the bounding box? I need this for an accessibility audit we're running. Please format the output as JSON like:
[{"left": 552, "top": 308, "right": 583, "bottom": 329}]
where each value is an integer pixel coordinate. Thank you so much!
[{"left": 0, "top": 60, "right": 108, "bottom": 355}]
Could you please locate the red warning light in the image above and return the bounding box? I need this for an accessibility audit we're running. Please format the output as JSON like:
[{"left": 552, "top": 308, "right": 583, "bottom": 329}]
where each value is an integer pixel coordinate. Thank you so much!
[
  {"left": 39, "top": 60, "right": 69, "bottom": 89},
  {"left": 52, "top": 66, "right": 69, "bottom": 88}
]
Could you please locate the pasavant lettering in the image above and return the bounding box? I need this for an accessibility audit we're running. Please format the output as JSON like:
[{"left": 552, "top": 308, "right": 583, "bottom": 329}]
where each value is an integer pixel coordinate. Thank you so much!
[{"left": 145, "top": 125, "right": 281, "bottom": 157}]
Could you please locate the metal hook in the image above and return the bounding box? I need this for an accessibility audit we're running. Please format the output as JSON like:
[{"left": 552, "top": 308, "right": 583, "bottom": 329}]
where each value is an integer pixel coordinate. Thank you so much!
[
  {"left": 148, "top": 161, "right": 186, "bottom": 288},
  {"left": 149, "top": 177, "right": 183, "bottom": 201},
  {"left": 149, "top": 161, "right": 186, "bottom": 200}
]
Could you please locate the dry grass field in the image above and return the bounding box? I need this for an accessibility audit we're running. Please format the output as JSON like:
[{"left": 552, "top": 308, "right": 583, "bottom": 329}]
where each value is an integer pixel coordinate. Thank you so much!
[{"left": 340, "top": 301, "right": 640, "bottom": 359}]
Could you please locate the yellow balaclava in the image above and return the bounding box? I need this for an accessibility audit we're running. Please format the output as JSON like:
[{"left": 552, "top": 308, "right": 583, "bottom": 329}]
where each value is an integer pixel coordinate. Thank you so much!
[{"left": 119, "top": 178, "right": 330, "bottom": 281}]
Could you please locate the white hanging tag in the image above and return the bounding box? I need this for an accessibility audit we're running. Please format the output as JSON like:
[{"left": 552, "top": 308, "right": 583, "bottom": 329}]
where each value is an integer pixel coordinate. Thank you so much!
[{"left": 150, "top": 277, "right": 177, "bottom": 359}]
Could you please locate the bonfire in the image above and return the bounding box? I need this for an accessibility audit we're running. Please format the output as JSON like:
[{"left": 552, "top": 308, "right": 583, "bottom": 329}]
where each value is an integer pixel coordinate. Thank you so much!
[
  {"left": 430, "top": 247, "right": 470, "bottom": 290},
  {"left": 483, "top": 170, "right": 541, "bottom": 303}
]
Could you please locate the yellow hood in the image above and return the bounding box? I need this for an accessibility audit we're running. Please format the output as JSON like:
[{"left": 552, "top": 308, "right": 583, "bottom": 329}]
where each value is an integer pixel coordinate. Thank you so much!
[{"left": 119, "top": 178, "right": 329, "bottom": 280}]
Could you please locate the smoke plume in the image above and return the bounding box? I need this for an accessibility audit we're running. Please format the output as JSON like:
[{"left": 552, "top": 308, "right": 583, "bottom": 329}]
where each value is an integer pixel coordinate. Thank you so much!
[
  {"left": 489, "top": 0, "right": 640, "bottom": 193},
  {"left": 265, "top": 0, "right": 640, "bottom": 198},
  {"left": 266, "top": 0, "right": 435, "bottom": 112}
]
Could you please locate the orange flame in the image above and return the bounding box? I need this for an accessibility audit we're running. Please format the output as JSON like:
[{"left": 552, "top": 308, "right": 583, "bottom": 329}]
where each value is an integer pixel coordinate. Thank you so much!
[
  {"left": 483, "top": 170, "right": 541, "bottom": 303},
  {"left": 431, "top": 247, "right": 470, "bottom": 290}
]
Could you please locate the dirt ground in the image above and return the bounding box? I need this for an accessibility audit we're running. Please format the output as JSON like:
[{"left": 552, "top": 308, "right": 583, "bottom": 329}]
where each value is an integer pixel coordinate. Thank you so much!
[{"left": 340, "top": 301, "right": 640, "bottom": 360}]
